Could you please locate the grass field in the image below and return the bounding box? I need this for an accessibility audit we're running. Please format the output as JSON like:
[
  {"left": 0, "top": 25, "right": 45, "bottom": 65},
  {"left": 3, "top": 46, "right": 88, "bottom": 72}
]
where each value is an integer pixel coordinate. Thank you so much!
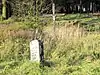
[{"left": 0, "top": 14, "right": 100, "bottom": 75}]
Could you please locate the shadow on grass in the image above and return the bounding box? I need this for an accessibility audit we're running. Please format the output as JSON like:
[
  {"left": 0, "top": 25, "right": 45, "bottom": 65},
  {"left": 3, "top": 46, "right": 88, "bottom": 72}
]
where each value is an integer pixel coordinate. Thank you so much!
[
  {"left": 80, "top": 18, "right": 100, "bottom": 32},
  {"left": 0, "top": 65, "right": 5, "bottom": 70},
  {"left": 41, "top": 60, "right": 54, "bottom": 67},
  {"left": 56, "top": 14, "right": 92, "bottom": 21},
  {"left": 87, "top": 18, "right": 100, "bottom": 24},
  {"left": 81, "top": 18, "right": 100, "bottom": 26}
]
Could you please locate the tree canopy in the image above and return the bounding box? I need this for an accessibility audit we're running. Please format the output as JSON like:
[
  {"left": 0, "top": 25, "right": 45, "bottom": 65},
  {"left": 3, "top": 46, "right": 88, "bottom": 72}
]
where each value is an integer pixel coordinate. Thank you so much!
[{"left": 1, "top": 0, "right": 100, "bottom": 18}]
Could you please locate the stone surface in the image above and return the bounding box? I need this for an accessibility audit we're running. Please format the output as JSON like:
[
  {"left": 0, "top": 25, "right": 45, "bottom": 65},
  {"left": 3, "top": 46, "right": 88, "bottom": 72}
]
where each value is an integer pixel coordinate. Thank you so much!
[{"left": 30, "top": 40, "right": 40, "bottom": 62}]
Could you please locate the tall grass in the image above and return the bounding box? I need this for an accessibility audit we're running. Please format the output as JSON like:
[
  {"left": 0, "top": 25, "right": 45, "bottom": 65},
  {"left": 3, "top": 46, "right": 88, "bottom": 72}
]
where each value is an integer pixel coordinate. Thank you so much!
[
  {"left": 0, "top": 16, "right": 100, "bottom": 74},
  {"left": 43, "top": 22, "right": 100, "bottom": 75}
]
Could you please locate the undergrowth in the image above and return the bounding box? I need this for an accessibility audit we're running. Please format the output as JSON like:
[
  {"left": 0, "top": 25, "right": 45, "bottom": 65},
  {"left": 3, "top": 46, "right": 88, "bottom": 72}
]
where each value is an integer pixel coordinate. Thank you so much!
[{"left": 0, "top": 15, "right": 100, "bottom": 75}]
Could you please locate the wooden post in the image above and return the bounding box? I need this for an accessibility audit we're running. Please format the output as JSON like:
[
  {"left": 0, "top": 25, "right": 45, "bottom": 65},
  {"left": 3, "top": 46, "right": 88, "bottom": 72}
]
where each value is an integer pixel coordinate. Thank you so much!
[
  {"left": 52, "top": 2, "right": 55, "bottom": 21},
  {"left": 52, "top": 0, "right": 56, "bottom": 34}
]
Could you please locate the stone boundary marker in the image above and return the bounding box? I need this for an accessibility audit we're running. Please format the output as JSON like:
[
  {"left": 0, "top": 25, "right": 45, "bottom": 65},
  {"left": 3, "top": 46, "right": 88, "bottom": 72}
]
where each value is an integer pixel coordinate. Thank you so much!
[{"left": 30, "top": 40, "right": 44, "bottom": 63}]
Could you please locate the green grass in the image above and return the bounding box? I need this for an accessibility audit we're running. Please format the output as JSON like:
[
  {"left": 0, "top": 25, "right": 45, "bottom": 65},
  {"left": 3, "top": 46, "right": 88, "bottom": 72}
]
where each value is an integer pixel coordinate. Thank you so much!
[
  {"left": 0, "top": 15, "right": 100, "bottom": 75},
  {"left": 1, "top": 33, "right": 100, "bottom": 75}
]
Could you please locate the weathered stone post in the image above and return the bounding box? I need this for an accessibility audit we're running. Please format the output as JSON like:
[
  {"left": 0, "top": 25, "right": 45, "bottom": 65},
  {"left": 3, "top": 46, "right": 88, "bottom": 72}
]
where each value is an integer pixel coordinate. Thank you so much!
[{"left": 30, "top": 39, "right": 44, "bottom": 63}]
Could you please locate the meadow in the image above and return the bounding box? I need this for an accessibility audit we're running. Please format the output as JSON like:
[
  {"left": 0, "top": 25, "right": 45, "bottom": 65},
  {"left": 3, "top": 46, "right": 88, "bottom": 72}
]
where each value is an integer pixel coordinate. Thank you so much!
[{"left": 0, "top": 14, "right": 100, "bottom": 75}]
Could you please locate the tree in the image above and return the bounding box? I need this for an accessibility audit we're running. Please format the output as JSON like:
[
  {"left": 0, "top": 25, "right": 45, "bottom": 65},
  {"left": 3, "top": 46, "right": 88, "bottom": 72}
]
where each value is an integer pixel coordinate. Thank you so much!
[
  {"left": 8, "top": 0, "right": 45, "bottom": 17},
  {"left": 2, "top": 0, "right": 6, "bottom": 19}
]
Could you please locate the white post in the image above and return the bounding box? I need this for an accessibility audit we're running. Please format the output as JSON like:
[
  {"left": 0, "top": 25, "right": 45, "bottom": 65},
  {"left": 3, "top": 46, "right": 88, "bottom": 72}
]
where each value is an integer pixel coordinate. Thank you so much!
[
  {"left": 52, "top": 0, "right": 56, "bottom": 36},
  {"left": 30, "top": 39, "right": 44, "bottom": 64},
  {"left": 30, "top": 40, "right": 40, "bottom": 62},
  {"left": 52, "top": 2, "right": 55, "bottom": 21}
]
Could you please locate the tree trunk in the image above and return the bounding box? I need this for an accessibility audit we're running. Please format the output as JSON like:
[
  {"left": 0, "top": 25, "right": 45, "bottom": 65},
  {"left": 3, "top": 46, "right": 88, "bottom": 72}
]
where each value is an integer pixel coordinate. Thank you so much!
[
  {"left": 2, "top": 0, "right": 6, "bottom": 19},
  {"left": 80, "top": 0, "right": 82, "bottom": 14}
]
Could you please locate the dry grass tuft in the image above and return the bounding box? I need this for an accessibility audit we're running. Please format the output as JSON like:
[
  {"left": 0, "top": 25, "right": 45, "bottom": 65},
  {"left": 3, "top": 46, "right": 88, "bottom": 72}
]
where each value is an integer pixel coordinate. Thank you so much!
[
  {"left": 0, "top": 24, "right": 35, "bottom": 40},
  {"left": 44, "top": 22, "right": 86, "bottom": 41}
]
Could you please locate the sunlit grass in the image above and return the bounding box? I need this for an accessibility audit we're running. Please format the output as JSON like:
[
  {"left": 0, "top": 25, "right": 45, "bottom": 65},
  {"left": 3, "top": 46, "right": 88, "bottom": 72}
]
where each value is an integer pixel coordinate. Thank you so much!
[{"left": 0, "top": 15, "right": 100, "bottom": 75}]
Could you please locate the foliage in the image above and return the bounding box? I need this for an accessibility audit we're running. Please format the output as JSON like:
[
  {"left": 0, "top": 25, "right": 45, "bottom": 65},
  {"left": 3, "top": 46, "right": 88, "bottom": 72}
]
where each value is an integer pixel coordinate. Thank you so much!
[
  {"left": 9, "top": 0, "right": 46, "bottom": 17},
  {"left": 0, "top": 14, "right": 100, "bottom": 75}
]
